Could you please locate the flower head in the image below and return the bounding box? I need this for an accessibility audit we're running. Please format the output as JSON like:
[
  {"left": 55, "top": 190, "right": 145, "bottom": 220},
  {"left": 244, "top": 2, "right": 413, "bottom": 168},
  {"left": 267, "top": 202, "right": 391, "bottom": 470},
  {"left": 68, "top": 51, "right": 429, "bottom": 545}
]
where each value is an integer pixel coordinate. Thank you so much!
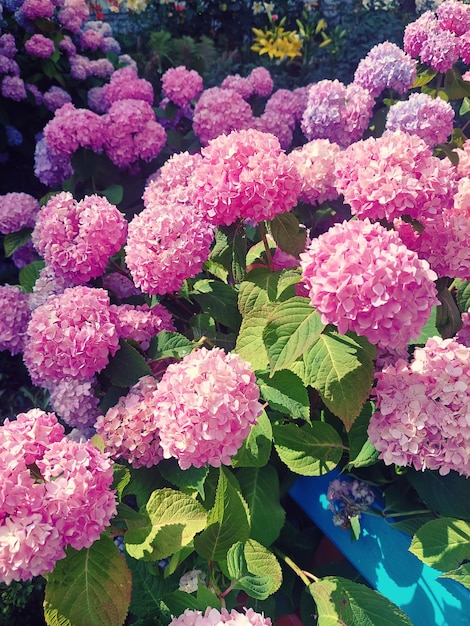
[
  {"left": 288, "top": 139, "right": 341, "bottom": 206},
  {"left": 193, "top": 87, "right": 254, "bottom": 146},
  {"left": 161, "top": 66, "right": 204, "bottom": 107},
  {"left": 0, "top": 285, "right": 31, "bottom": 355},
  {"left": 110, "top": 303, "right": 175, "bottom": 349},
  {"left": 0, "top": 192, "right": 39, "bottom": 234},
  {"left": 353, "top": 41, "right": 417, "bottom": 97},
  {"left": 169, "top": 607, "right": 272, "bottom": 626},
  {"left": 24, "top": 34, "right": 55, "bottom": 58}
]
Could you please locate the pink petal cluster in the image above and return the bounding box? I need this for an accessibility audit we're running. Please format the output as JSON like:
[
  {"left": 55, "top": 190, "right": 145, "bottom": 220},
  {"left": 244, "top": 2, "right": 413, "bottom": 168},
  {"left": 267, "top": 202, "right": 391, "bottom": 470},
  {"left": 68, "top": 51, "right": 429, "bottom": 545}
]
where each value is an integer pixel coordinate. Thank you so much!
[
  {"left": 23, "top": 286, "right": 120, "bottom": 384},
  {"left": 57, "top": 0, "right": 89, "bottom": 33},
  {"left": 153, "top": 347, "right": 263, "bottom": 470},
  {"left": 103, "top": 99, "right": 167, "bottom": 169},
  {"left": 48, "top": 377, "right": 101, "bottom": 429},
  {"left": 299, "top": 218, "right": 439, "bottom": 351},
  {"left": 193, "top": 87, "right": 254, "bottom": 145},
  {"left": 369, "top": 336, "right": 470, "bottom": 476},
  {"left": 161, "top": 65, "right": 204, "bottom": 107},
  {"left": 32, "top": 192, "right": 127, "bottom": 284},
  {"left": 100, "top": 66, "right": 154, "bottom": 111},
  {"left": 0, "top": 285, "right": 31, "bottom": 355},
  {"left": 29, "top": 266, "right": 73, "bottom": 311},
  {"left": 455, "top": 138, "right": 470, "bottom": 178},
  {"left": 353, "top": 41, "right": 417, "bottom": 97},
  {"left": 0, "top": 408, "right": 116, "bottom": 584},
  {"left": 252, "top": 111, "right": 294, "bottom": 150},
  {"left": 18, "top": 0, "right": 55, "bottom": 21},
  {"left": 221, "top": 73, "right": 254, "bottom": 99},
  {"left": 288, "top": 139, "right": 341, "bottom": 206},
  {"left": 169, "top": 607, "right": 271, "bottom": 626},
  {"left": 455, "top": 311, "right": 470, "bottom": 347},
  {"left": 334, "top": 130, "right": 457, "bottom": 222},
  {"left": 0, "top": 192, "right": 39, "bottom": 234},
  {"left": 301, "top": 79, "right": 375, "bottom": 148},
  {"left": 95, "top": 375, "right": 164, "bottom": 468},
  {"left": 110, "top": 303, "right": 175, "bottom": 350},
  {"left": 265, "top": 87, "right": 309, "bottom": 129},
  {"left": 43, "top": 103, "right": 104, "bottom": 159},
  {"left": 385, "top": 92, "right": 454, "bottom": 147},
  {"left": 78, "top": 28, "right": 106, "bottom": 52},
  {"left": 69, "top": 54, "right": 114, "bottom": 80},
  {"left": 249, "top": 66, "right": 274, "bottom": 97},
  {"left": 24, "top": 34, "right": 55, "bottom": 58},
  {"left": 125, "top": 188, "right": 214, "bottom": 295},
  {"left": 190, "top": 128, "right": 301, "bottom": 226},
  {"left": 144, "top": 151, "right": 203, "bottom": 198},
  {"left": 0, "top": 34, "right": 17, "bottom": 59}
]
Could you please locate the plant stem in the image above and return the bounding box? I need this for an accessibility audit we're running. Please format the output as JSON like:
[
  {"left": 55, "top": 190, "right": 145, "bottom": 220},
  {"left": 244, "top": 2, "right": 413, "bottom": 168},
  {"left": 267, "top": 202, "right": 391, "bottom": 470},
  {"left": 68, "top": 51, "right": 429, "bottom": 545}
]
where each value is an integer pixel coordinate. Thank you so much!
[
  {"left": 258, "top": 221, "right": 274, "bottom": 272},
  {"left": 272, "top": 546, "right": 319, "bottom": 586}
]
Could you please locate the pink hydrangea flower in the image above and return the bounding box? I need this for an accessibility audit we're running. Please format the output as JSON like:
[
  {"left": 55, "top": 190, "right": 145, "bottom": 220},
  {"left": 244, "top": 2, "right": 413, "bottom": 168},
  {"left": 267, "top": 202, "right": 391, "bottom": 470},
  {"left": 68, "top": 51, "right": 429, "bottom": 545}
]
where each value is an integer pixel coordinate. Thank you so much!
[
  {"left": 264, "top": 88, "right": 306, "bottom": 129},
  {"left": 161, "top": 66, "right": 204, "bottom": 107},
  {"left": 18, "top": 0, "right": 55, "bottom": 21},
  {"left": 334, "top": 130, "right": 457, "bottom": 222},
  {"left": 79, "top": 29, "right": 105, "bottom": 52},
  {"left": 353, "top": 41, "right": 417, "bottom": 97},
  {"left": 288, "top": 139, "right": 341, "bottom": 206},
  {"left": 154, "top": 347, "right": 263, "bottom": 469},
  {"left": 301, "top": 80, "right": 375, "bottom": 148},
  {"left": 100, "top": 66, "right": 154, "bottom": 111},
  {"left": 48, "top": 377, "right": 101, "bottom": 429},
  {"left": 43, "top": 103, "right": 104, "bottom": 158},
  {"left": 0, "top": 285, "right": 31, "bottom": 355},
  {"left": 57, "top": 0, "right": 89, "bottom": 33},
  {"left": 32, "top": 192, "right": 128, "bottom": 284},
  {"left": 0, "top": 409, "right": 116, "bottom": 584},
  {"left": 169, "top": 607, "right": 272, "bottom": 626},
  {"left": 58, "top": 35, "right": 77, "bottom": 57},
  {"left": 190, "top": 128, "right": 301, "bottom": 226},
  {"left": 24, "top": 34, "right": 55, "bottom": 59},
  {"left": 299, "top": 218, "right": 439, "bottom": 351},
  {"left": 125, "top": 188, "right": 214, "bottom": 295},
  {"left": 369, "top": 336, "right": 470, "bottom": 476},
  {"left": 221, "top": 73, "right": 254, "bottom": 99},
  {"left": 404, "top": 9, "right": 461, "bottom": 72},
  {"left": 144, "top": 151, "right": 203, "bottom": 198},
  {"left": 193, "top": 87, "right": 254, "bottom": 145},
  {"left": 251, "top": 111, "right": 294, "bottom": 150},
  {"left": 110, "top": 303, "right": 175, "bottom": 350},
  {"left": 385, "top": 92, "right": 454, "bottom": 147},
  {"left": 0, "top": 192, "right": 39, "bottom": 234},
  {"left": 23, "top": 286, "right": 120, "bottom": 384},
  {"left": 95, "top": 375, "right": 164, "bottom": 468},
  {"left": 0, "top": 34, "right": 17, "bottom": 59},
  {"left": 437, "top": 0, "right": 470, "bottom": 35},
  {"left": 249, "top": 66, "right": 274, "bottom": 97},
  {"left": 29, "top": 266, "right": 73, "bottom": 311},
  {"left": 455, "top": 138, "right": 470, "bottom": 178}
]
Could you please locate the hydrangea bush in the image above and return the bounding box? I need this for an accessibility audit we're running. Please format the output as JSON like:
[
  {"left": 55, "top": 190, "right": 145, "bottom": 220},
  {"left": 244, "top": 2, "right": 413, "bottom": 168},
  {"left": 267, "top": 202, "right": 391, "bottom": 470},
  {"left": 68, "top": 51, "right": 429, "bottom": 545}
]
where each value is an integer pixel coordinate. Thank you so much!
[{"left": 1, "top": 1, "right": 470, "bottom": 625}]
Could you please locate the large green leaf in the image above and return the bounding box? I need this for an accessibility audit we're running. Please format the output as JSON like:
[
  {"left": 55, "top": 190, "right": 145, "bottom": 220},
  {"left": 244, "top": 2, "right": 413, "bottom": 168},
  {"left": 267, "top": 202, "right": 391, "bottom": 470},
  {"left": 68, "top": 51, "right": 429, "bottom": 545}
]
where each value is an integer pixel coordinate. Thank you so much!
[
  {"left": 441, "top": 563, "right": 470, "bottom": 590},
  {"left": 158, "top": 460, "right": 209, "bottom": 498},
  {"left": 308, "top": 577, "right": 412, "bottom": 625},
  {"left": 192, "top": 279, "right": 241, "bottom": 331},
  {"left": 44, "top": 534, "right": 132, "bottom": 626},
  {"left": 304, "top": 329, "right": 375, "bottom": 431},
  {"left": 409, "top": 518, "right": 470, "bottom": 572},
  {"left": 257, "top": 369, "right": 310, "bottom": 420},
  {"left": 127, "top": 559, "right": 174, "bottom": 618},
  {"left": 273, "top": 422, "right": 343, "bottom": 476},
  {"left": 231, "top": 410, "right": 273, "bottom": 468},
  {"left": 125, "top": 489, "right": 207, "bottom": 561},
  {"left": 19, "top": 260, "right": 45, "bottom": 293},
  {"left": 270, "top": 212, "right": 307, "bottom": 258},
  {"left": 3, "top": 227, "right": 33, "bottom": 257},
  {"left": 194, "top": 467, "right": 250, "bottom": 562},
  {"left": 454, "top": 278, "right": 470, "bottom": 314},
  {"left": 226, "top": 540, "right": 282, "bottom": 600},
  {"left": 347, "top": 401, "right": 379, "bottom": 469},
  {"left": 237, "top": 465, "right": 285, "bottom": 546},
  {"left": 147, "top": 331, "right": 195, "bottom": 361},
  {"left": 102, "top": 339, "right": 151, "bottom": 387},
  {"left": 408, "top": 470, "right": 470, "bottom": 519},
  {"left": 263, "top": 297, "right": 325, "bottom": 374}
]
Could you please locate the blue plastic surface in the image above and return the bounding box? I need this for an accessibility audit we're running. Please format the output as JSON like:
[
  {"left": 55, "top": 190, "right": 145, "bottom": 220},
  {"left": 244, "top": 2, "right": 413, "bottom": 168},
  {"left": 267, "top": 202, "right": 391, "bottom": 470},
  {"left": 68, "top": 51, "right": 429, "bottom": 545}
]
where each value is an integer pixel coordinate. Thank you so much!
[{"left": 290, "top": 473, "right": 470, "bottom": 626}]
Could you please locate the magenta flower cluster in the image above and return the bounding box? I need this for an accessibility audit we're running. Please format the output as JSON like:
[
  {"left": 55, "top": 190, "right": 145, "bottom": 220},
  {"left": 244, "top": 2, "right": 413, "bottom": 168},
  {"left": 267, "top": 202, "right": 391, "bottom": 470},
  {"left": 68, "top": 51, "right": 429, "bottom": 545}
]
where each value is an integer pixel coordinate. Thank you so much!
[
  {"left": 369, "top": 336, "right": 470, "bottom": 476},
  {"left": 299, "top": 218, "right": 439, "bottom": 351},
  {"left": 0, "top": 409, "right": 116, "bottom": 584},
  {"left": 110, "top": 303, "right": 175, "bottom": 350},
  {"left": 161, "top": 65, "right": 204, "bottom": 107}
]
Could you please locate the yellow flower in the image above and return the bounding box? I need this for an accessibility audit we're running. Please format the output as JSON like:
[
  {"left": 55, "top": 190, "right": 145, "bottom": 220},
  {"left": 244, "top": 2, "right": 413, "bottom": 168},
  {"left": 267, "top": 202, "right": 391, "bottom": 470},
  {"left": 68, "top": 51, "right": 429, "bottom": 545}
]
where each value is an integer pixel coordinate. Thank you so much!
[{"left": 251, "top": 26, "right": 302, "bottom": 61}]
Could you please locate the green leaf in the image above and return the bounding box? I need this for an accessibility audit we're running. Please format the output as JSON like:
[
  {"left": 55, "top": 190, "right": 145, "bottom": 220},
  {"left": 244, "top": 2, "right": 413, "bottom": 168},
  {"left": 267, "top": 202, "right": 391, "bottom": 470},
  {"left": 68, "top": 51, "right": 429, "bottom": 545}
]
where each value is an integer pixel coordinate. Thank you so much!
[
  {"left": 19, "top": 260, "right": 45, "bottom": 293},
  {"left": 412, "top": 68, "right": 437, "bottom": 88},
  {"left": 440, "top": 563, "right": 470, "bottom": 590},
  {"left": 102, "top": 339, "right": 151, "bottom": 387},
  {"left": 347, "top": 401, "right": 379, "bottom": 469},
  {"left": 263, "top": 297, "right": 325, "bottom": 374},
  {"left": 231, "top": 410, "right": 273, "bottom": 468},
  {"left": 192, "top": 279, "right": 241, "bottom": 331},
  {"left": 257, "top": 369, "right": 310, "bottom": 420},
  {"left": 3, "top": 227, "right": 33, "bottom": 257},
  {"left": 147, "top": 331, "right": 195, "bottom": 361},
  {"left": 454, "top": 278, "right": 470, "bottom": 314},
  {"left": 226, "top": 540, "right": 282, "bottom": 600},
  {"left": 445, "top": 66, "right": 470, "bottom": 99},
  {"left": 112, "top": 464, "right": 131, "bottom": 502},
  {"left": 102, "top": 184, "right": 124, "bottom": 206},
  {"left": 44, "top": 534, "right": 132, "bottom": 626},
  {"left": 159, "top": 459, "right": 209, "bottom": 498},
  {"left": 415, "top": 306, "right": 438, "bottom": 344},
  {"left": 162, "top": 590, "right": 200, "bottom": 615},
  {"left": 408, "top": 470, "right": 470, "bottom": 519},
  {"left": 125, "top": 489, "right": 207, "bottom": 561},
  {"left": 409, "top": 518, "right": 470, "bottom": 572},
  {"left": 304, "top": 329, "right": 375, "bottom": 431},
  {"left": 270, "top": 212, "right": 307, "bottom": 258},
  {"left": 127, "top": 560, "right": 174, "bottom": 618},
  {"left": 273, "top": 422, "right": 343, "bottom": 476},
  {"left": 460, "top": 97, "right": 470, "bottom": 117},
  {"left": 194, "top": 467, "right": 250, "bottom": 562},
  {"left": 237, "top": 465, "right": 285, "bottom": 546},
  {"left": 308, "top": 576, "right": 413, "bottom": 626}
]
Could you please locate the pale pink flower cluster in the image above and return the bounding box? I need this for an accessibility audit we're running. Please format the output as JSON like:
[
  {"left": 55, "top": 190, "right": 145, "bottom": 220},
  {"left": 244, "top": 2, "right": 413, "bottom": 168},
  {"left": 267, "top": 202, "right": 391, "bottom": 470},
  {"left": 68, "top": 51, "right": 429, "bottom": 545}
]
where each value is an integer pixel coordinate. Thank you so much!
[
  {"left": 369, "top": 336, "right": 470, "bottom": 476},
  {"left": 48, "top": 377, "right": 101, "bottom": 429},
  {"left": 24, "top": 33, "right": 55, "bottom": 58},
  {"left": 455, "top": 138, "right": 470, "bottom": 177},
  {"left": 385, "top": 92, "right": 454, "bottom": 147},
  {"left": 95, "top": 375, "right": 164, "bottom": 469},
  {"left": 29, "top": 266, "right": 73, "bottom": 311},
  {"left": 190, "top": 128, "right": 301, "bottom": 226},
  {"left": 353, "top": 41, "right": 417, "bottom": 97},
  {"left": 193, "top": 87, "right": 253, "bottom": 145},
  {"left": 334, "top": 130, "right": 457, "bottom": 222},
  {"left": 0, "top": 285, "right": 31, "bottom": 355},
  {"left": 154, "top": 347, "right": 263, "bottom": 470},
  {"left": 125, "top": 187, "right": 214, "bottom": 295},
  {"left": 301, "top": 79, "right": 375, "bottom": 148},
  {"left": 0, "top": 192, "right": 39, "bottom": 234},
  {"left": 288, "top": 139, "right": 341, "bottom": 206},
  {"left": 299, "top": 219, "right": 439, "bottom": 351},
  {"left": 161, "top": 66, "right": 204, "bottom": 107},
  {"left": 100, "top": 66, "right": 154, "bottom": 111},
  {"left": 144, "top": 151, "right": 203, "bottom": 197},
  {"left": 221, "top": 74, "right": 254, "bottom": 99},
  {"left": 102, "top": 99, "right": 167, "bottom": 169},
  {"left": 0, "top": 408, "right": 116, "bottom": 584},
  {"left": 109, "top": 303, "right": 175, "bottom": 350},
  {"left": 43, "top": 103, "right": 104, "bottom": 159},
  {"left": 23, "top": 286, "right": 120, "bottom": 384},
  {"left": 169, "top": 607, "right": 271, "bottom": 626},
  {"left": 403, "top": 1, "right": 470, "bottom": 71},
  {"left": 32, "top": 192, "right": 127, "bottom": 284}
]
